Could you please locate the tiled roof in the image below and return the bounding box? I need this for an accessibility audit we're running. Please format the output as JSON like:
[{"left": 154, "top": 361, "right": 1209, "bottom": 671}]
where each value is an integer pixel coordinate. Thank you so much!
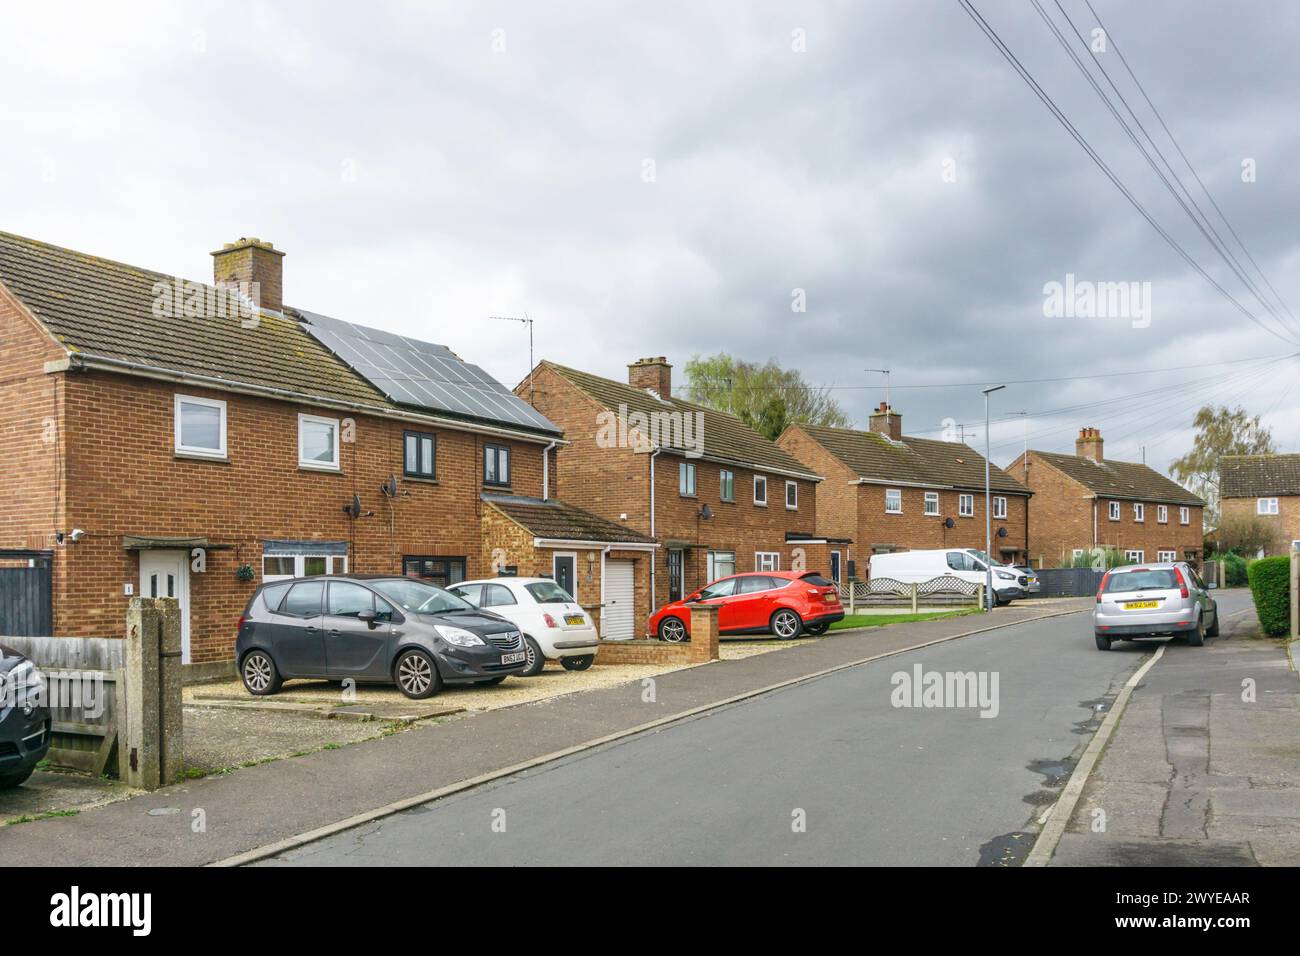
[
  {"left": 1031, "top": 450, "right": 1203, "bottom": 506},
  {"left": 792, "top": 422, "right": 1029, "bottom": 494},
  {"left": 1220, "top": 453, "right": 1300, "bottom": 498},
  {"left": 483, "top": 493, "right": 657, "bottom": 544},
  {"left": 538, "top": 361, "right": 820, "bottom": 480},
  {"left": 0, "top": 231, "right": 386, "bottom": 407}
]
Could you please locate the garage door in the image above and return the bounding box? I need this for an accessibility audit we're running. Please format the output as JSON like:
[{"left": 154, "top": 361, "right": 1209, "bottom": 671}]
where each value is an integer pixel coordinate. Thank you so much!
[{"left": 603, "top": 559, "right": 636, "bottom": 640}]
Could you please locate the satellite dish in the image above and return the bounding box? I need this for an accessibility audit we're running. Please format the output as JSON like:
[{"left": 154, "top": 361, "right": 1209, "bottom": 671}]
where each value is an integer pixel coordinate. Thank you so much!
[
  {"left": 343, "top": 494, "right": 362, "bottom": 519},
  {"left": 381, "top": 474, "right": 399, "bottom": 498},
  {"left": 997, "top": 526, "right": 1009, "bottom": 538},
  {"left": 944, "top": 517, "right": 956, "bottom": 529},
  {"left": 699, "top": 504, "right": 713, "bottom": 521}
]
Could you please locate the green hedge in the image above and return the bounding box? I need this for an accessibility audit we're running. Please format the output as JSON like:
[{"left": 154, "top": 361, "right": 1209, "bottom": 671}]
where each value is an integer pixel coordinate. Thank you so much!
[
  {"left": 1224, "top": 551, "right": 1248, "bottom": 588},
  {"left": 1247, "top": 556, "right": 1290, "bottom": 637}
]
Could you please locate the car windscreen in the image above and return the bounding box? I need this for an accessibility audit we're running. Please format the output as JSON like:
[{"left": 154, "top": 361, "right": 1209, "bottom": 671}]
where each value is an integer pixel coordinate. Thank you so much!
[
  {"left": 525, "top": 581, "right": 574, "bottom": 604},
  {"left": 1104, "top": 569, "right": 1178, "bottom": 593},
  {"left": 371, "top": 579, "right": 476, "bottom": 614}
]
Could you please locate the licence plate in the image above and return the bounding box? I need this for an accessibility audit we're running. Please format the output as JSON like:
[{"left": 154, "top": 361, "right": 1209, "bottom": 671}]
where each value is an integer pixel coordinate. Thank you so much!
[
  {"left": 564, "top": 614, "right": 585, "bottom": 625},
  {"left": 501, "top": 651, "right": 526, "bottom": 665},
  {"left": 1124, "top": 600, "right": 1159, "bottom": 610}
]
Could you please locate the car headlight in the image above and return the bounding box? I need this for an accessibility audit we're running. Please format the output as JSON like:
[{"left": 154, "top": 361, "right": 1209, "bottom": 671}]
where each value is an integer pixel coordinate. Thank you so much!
[
  {"left": 995, "top": 571, "right": 1015, "bottom": 580},
  {"left": 2, "top": 661, "right": 44, "bottom": 704},
  {"left": 434, "top": 624, "right": 485, "bottom": 647}
]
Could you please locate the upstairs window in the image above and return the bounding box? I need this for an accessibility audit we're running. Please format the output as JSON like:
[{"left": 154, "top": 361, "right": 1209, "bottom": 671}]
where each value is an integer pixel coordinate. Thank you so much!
[
  {"left": 885, "top": 489, "right": 903, "bottom": 514},
  {"left": 1157, "top": 505, "right": 1168, "bottom": 524},
  {"left": 404, "top": 431, "right": 437, "bottom": 479},
  {"left": 299, "top": 414, "right": 340, "bottom": 471},
  {"left": 924, "top": 491, "right": 940, "bottom": 516},
  {"left": 1179, "top": 506, "right": 1190, "bottom": 525},
  {"left": 785, "top": 481, "right": 798, "bottom": 510},
  {"left": 1133, "top": 503, "right": 1145, "bottom": 523},
  {"left": 1258, "top": 497, "right": 1280, "bottom": 516},
  {"left": 959, "top": 494, "right": 974, "bottom": 517},
  {"left": 753, "top": 475, "right": 767, "bottom": 506},
  {"left": 679, "top": 461, "right": 696, "bottom": 497},
  {"left": 994, "top": 496, "right": 1007, "bottom": 519},
  {"left": 484, "top": 443, "right": 511, "bottom": 487},
  {"left": 719, "top": 469, "right": 735, "bottom": 502},
  {"left": 1108, "top": 501, "right": 1121, "bottom": 521},
  {"left": 175, "top": 394, "right": 227, "bottom": 458}
]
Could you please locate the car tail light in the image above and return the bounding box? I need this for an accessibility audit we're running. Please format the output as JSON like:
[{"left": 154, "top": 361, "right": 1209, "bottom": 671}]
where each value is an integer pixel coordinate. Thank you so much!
[
  {"left": 237, "top": 614, "right": 248, "bottom": 631},
  {"left": 542, "top": 613, "right": 559, "bottom": 628},
  {"left": 1096, "top": 571, "right": 1110, "bottom": 603},
  {"left": 1173, "top": 566, "right": 1189, "bottom": 599}
]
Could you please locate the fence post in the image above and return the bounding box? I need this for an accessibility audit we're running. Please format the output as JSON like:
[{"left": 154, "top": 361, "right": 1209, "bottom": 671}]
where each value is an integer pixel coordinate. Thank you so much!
[
  {"left": 123, "top": 597, "right": 184, "bottom": 790},
  {"left": 976, "top": 584, "right": 985, "bottom": 611},
  {"left": 849, "top": 579, "right": 856, "bottom": 615},
  {"left": 911, "top": 583, "right": 918, "bottom": 614},
  {"left": 1290, "top": 550, "right": 1298, "bottom": 642}
]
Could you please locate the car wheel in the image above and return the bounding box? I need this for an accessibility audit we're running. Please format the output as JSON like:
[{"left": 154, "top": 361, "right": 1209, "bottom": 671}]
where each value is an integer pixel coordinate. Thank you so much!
[
  {"left": 520, "top": 635, "right": 546, "bottom": 676},
  {"left": 1187, "top": 616, "right": 1205, "bottom": 647},
  {"left": 658, "top": 617, "right": 689, "bottom": 643},
  {"left": 771, "top": 609, "right": 803, "bottom": 639},
  {"left": 0, "top": 767, "right": 35, "bottom": 789},
  {"left": 394, "top": 649, "right": 443, "bottom": 699},
  {"left": 1095, "top": 633, "right": 1112, "bottom": 651},
  {"left": 241, "top": 650, "right": 282, "bottom": 696},
  {"left": 561, "top": 655, "right": 594, "bottom": 671},
  {"left": 1205, "top": 610, "right": 1220, "bottom": 638}
]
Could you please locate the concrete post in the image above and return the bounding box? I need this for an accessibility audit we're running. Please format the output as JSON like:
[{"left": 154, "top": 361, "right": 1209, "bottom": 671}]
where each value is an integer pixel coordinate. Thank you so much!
[
  {"left": 124, "top": 597, "right": 183, "bottom": 790},
  {"left": 848, "top": 578, "right": 856, "bottom": 615},
  {"left": 910, "top": 583, "right": 919, "bottom": 614},
  {"left": 1290, "top": 550, "right": 1298, "bottom": 642},
  {"left": 976, "top": 584, "right": 985, "bottom": 611},
  {"left": 688, "top": 603, "right": 721, "bottom": 663}
]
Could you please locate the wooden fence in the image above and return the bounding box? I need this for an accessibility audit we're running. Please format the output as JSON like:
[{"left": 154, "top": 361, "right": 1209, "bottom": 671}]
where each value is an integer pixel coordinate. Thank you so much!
[{"left": 839, "top": 575, "right": 983, "bottom": 613}]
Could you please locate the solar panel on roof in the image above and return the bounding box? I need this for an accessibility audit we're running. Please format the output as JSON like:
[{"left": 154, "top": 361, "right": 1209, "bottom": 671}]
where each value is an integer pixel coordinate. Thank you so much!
[{"left": 298, "top": 310, "right": 559, "bottom": 434}]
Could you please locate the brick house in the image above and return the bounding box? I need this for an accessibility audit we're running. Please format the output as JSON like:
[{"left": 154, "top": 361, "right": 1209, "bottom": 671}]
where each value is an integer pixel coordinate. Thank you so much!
[
  {"left": 778, "top": 404, "right": 1031, "bottom": 574},
  {"left": 0, "top": 231, "right": 651, "bottom": 671},
  {"left": 520, "top": 358, "right": 836, "bottom": 624},
  {"left": 1009, "top": 427, "right": 1204, "bottom": 568},
  {"left": 1219, "top": 453, "right": 1300, "bottom": 556}
]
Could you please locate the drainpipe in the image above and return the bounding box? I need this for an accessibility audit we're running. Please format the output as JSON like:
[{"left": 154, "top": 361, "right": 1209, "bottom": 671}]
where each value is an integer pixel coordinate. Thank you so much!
[
  {"left": 649, "top": 447, "right": 661, "bottom": 614},
  {"left": 1092, "top": 499, "right": 1098, "bottom": 548},
  {"left": 542, "top": 440, "right": 557, "bottom": 501}
]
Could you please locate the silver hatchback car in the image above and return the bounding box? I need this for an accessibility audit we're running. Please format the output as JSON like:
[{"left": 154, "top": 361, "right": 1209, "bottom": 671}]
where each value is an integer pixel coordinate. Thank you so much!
[{"left": 1094, "top": 562, "right": 1218, "bottom": 650}]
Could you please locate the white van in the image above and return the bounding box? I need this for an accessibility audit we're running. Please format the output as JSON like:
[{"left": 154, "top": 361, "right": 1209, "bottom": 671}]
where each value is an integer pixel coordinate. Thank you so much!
[{"left": 868, "top": 549, "right": 1027, "bottom": 605}]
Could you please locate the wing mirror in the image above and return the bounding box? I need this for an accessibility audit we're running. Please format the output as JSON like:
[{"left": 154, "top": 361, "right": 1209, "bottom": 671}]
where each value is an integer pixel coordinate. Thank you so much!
[
  {"left": 357, "top": 609, "right": 379, "bottom": 628},
  {"left": 685, "top": 592, "right": 702, "bottom": 603}
]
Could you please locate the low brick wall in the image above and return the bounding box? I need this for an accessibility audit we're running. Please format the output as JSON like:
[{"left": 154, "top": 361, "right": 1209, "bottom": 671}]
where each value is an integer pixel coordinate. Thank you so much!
[{"left": 594, "top": 639, "right": 707, "bottom": 666}]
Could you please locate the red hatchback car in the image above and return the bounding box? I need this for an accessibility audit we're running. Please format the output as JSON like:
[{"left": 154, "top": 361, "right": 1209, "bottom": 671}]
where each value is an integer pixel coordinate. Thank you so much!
[{"left": 648, "top": 571, "right": 844, "bottom": 642}]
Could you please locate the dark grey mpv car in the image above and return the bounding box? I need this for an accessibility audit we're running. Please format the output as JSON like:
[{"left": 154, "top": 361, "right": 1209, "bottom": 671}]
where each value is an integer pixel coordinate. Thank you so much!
[{"left": 235, "top": 575, "right": 529, "bottom": 699}]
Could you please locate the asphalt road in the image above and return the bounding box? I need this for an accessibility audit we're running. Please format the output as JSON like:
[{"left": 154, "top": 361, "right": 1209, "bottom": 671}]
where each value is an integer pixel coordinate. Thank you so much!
[{"left": 261, "top": 608, "right": 1149, "bottom": 866}]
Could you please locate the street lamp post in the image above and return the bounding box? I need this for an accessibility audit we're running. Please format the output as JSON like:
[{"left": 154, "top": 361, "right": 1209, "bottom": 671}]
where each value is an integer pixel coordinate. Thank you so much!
[{"left": 982, "top": 384, "right": 1006, "bottom": 612}]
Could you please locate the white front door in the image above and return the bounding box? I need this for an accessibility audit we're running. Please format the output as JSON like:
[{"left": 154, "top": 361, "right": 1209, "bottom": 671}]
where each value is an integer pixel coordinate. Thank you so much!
[{"left": 140, "top": 550, "right": 191, "bottom": 663}]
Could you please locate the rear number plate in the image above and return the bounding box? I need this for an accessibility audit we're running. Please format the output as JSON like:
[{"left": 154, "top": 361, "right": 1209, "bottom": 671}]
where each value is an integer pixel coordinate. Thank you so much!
[
  {"left": 501, "top": 651, "right": 526, "bottom": 665},
  {"left": 564, "top": 615, "right": 585, "bottom": 625},
  {"left": 1124, "top": 600, "right": 1159, "bottom": 609}
]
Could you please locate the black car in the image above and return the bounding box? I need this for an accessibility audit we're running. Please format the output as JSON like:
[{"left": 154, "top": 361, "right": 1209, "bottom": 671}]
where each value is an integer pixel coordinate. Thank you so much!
[
  {"left": 235, "top": 575, "right": 530, "bottom": 699},
  {"left": 1, "top": 645, "right": 51, "bottom": 788}
]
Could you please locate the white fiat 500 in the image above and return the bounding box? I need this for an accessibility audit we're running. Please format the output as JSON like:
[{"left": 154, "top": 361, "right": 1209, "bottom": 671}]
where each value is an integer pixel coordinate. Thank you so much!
[{"left": 449, "top": 577, "right": 599, "bottom": 675}]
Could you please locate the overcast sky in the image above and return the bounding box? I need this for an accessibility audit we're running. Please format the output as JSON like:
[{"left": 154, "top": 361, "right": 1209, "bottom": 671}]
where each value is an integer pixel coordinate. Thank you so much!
[{"left": 3, "top": 0, "right": 1297, "bottom": 471}]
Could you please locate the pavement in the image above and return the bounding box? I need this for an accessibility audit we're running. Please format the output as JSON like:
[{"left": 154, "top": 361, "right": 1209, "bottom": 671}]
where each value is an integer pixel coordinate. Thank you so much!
[
  {"left": 259, "top": 600, "right": 1137, "bottom": 866},
  {"left": 0, "top": 599, "right": 1088, "bottom": 865},
  {"left": 1051, "top": 587, "right": 1300, "bottom": 866}
]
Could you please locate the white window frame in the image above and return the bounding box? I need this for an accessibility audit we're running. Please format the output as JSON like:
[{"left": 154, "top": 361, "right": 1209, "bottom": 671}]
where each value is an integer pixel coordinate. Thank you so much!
[
  {"left": 755, "top": 551, "right": 780, "bottom": 572},
  {"left": 1258, "top": 497, "right": 1280, "bottom": 516},
  {"left": 1133, "top": 502, "right": 1145, "bottom": 523},
  {"left": 1157, "top": 550, "right": 1176, "bottom": 562},
  {"left": 1179, "top": 506, "right": 1190, "bottom": 525},
  {"left": 1157, "top": 505, "right": 1168, "bottom": 524},
  {"left": 174, "top": 394, "right": 227, "bottom": 459},
  {"left": 298, "top": 413, "right": 341, "bottom": 471},
  {"left": 1108, "top": 501, "right": 1121, "bottom": 521},
  {"left": 994, "top": 496, "right": 1007, "bottom": 520},
  {"left": 885, "top": 488, "right": 903, "bottom": 514},
  {"left": 923, "top": 491, "right": 940, "bottom": 516},
  {"left": 679, "top": 461, "right": 697, "bottom": 497},
  {"left": 958, "top": 493, "right": 974, "bottom": 518},
  {"left": 1124, "top": 550, "right": 1144, "bottom": 564},
  {"left": 753, "top": 475, "right": 768, "bottom": 506},
  {"left": 785, "top": 480, "right": 798, "bottom": 510},
  {"left": 262, "top": 553, "right": 348, "bottom": 583},
  {"left": 719, "top": 469, "right": 735, "bottom": 502},
  {"left": 707, "top": 550, "right": 736, "bottom": 581}
]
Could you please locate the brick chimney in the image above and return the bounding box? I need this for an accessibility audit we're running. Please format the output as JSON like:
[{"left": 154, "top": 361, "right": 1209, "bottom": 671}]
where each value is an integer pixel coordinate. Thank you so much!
[
  {"left": 211, "top": 238, "right": 284, "bottom": 314},
  {"left": 628, "top": 356, "right": 672, "bottom": 399},
  {"left": 868, "top": 401, "right": 902, "bottom": 441},
  {"left": 1076, "top": 426, "right": 1104, "bottom": 462}
]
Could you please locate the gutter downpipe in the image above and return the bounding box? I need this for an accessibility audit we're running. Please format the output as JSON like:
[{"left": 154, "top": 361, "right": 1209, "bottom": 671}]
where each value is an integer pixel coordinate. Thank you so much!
[
  {"left": 649, "top": 446, "right": 662, "bottom": 615},
  {"left": 542, "top": 440, "right": 558, "bottom": 501}
]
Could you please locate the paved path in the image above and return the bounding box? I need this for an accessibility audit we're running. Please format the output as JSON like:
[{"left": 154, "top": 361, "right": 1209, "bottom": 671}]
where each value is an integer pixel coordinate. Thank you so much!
[
  {"left": 261, "top": 604, "right": 1140, "bottom": 866},
  {"left": 0, "top": 600, "right": 1089, "bottom": 866},
  {"left": 1052, "top": 588, "right": 1300, "bottom": 866}
]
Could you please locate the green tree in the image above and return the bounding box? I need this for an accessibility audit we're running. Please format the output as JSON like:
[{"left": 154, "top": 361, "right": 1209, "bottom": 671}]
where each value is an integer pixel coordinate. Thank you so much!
[
  {"left": 1170, "top": 404, "right": 1275, "bottom": 527},
  {"left": 683, "top": 354, "right": 850, "bottom": 440}
]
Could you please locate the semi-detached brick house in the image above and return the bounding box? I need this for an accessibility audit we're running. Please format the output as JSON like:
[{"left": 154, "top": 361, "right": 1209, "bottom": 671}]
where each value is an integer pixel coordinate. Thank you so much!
[
  {"left": 0, "top": 230, "right": 652, "bottom": 671},
  {"left": 778, "top": 403, "right": 1031, "bottom": 576},
  {"left": 519, "top": 358, "right": 837, "bottom": 627},
  {"left": 1219, "top": 453, "right": 1300, "bottom": 556},
  {"left": 1009, "top": 427, "right": 1204, "bottom": 568}
]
